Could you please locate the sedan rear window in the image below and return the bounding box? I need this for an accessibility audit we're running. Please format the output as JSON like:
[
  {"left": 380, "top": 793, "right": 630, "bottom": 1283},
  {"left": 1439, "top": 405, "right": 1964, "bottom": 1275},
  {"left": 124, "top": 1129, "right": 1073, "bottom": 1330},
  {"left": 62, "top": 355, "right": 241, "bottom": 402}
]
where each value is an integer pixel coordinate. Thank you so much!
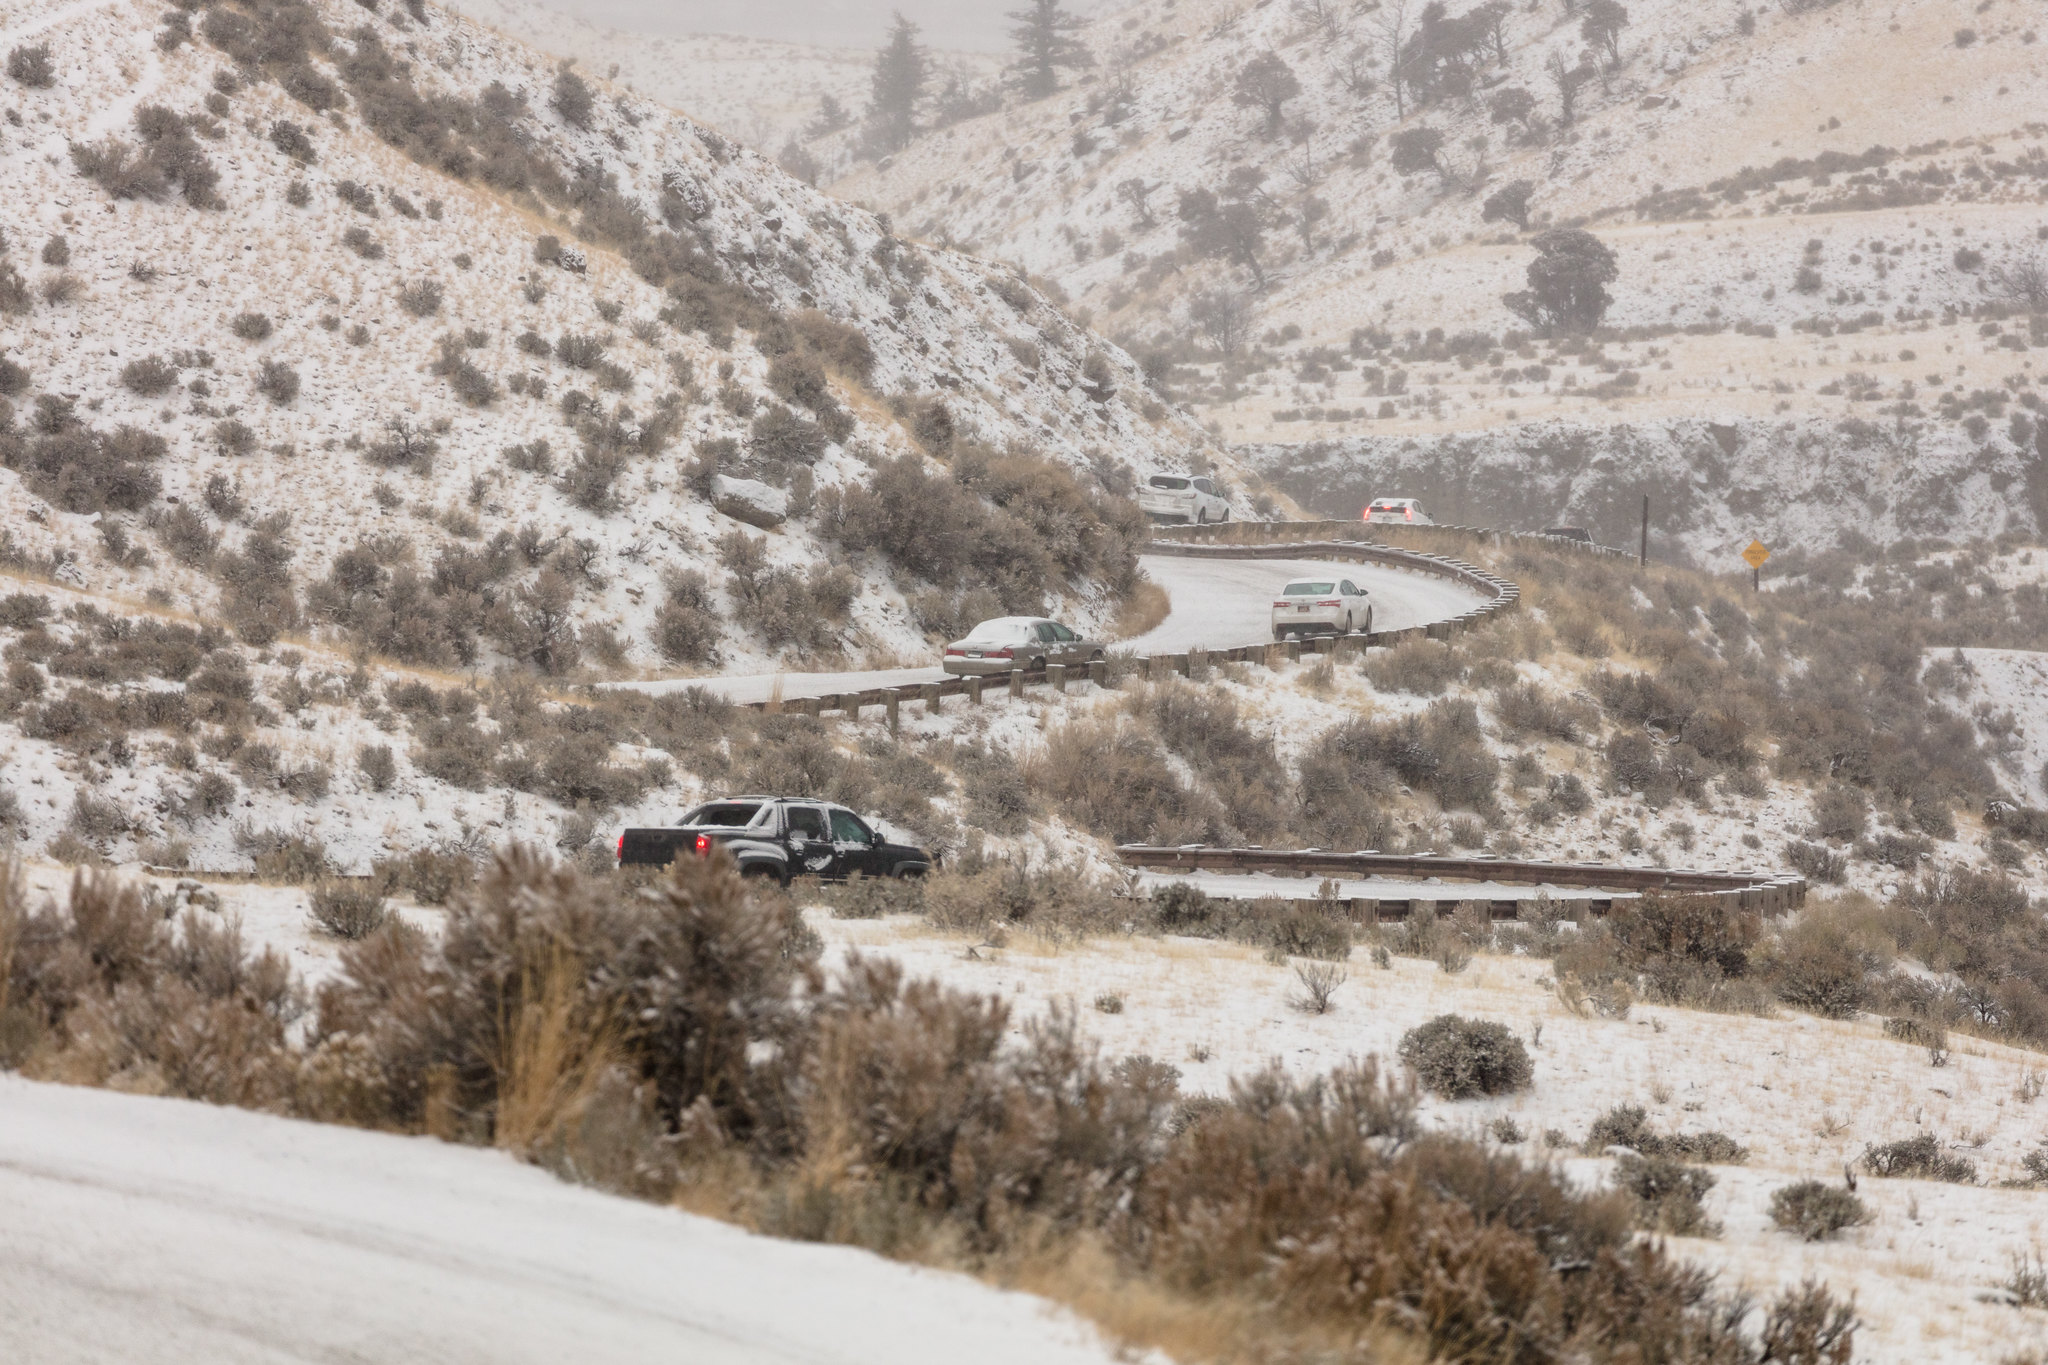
[
  {"left": 1284, "top": 582, "right": 1336, "bottom": 595},
  {"left": 966, "top": 620, "right": 1033, "bottom": 641},
  {"left": 1148, "top": 476, "right": 1191, "bottom": 491},
  {"left": 684, "top": 801, "right": 764, "bottom": 827},
  {"left": 1371, "top": 500, "right": 1406, "bottom": 510}
]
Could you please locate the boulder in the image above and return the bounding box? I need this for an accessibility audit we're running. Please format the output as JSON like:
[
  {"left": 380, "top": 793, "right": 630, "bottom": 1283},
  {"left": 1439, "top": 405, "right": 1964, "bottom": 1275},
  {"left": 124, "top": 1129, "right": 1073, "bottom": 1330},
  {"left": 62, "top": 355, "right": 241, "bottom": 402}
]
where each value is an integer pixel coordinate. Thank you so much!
[{"left": 711, "top": 475, "right": 789, "bottom": 529}]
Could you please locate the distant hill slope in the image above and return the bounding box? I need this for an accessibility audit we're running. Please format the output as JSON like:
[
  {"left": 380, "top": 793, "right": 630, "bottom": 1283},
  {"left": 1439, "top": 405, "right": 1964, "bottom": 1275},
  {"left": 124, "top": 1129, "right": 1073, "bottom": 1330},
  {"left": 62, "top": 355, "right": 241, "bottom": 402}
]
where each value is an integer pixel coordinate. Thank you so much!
[
  {"left": 819, "top": 0, "right": 2048, "bottom": 556},
  {"left": 446, "top": 0, "right": 1002, "bottom": 156}
]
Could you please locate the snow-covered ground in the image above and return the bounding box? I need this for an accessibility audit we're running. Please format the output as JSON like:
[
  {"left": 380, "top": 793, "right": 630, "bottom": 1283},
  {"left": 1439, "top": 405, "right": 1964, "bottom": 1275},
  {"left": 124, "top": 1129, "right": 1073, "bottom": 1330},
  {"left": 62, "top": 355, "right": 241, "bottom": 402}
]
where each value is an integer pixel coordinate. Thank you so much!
[
  {"left": 814, "top": 910, "right": 2048, "bottom": 1365},
  {"left": 0, "top": 1073, "right": 1130, "bottom": 1365}
]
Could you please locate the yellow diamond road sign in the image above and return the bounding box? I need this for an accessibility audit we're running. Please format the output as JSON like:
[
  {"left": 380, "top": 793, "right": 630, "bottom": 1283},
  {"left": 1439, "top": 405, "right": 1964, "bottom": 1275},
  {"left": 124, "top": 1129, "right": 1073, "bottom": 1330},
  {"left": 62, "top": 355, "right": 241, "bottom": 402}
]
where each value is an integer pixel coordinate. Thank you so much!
[{"left": 1742, "top": 540, "right": 1771, "bottom": 570}]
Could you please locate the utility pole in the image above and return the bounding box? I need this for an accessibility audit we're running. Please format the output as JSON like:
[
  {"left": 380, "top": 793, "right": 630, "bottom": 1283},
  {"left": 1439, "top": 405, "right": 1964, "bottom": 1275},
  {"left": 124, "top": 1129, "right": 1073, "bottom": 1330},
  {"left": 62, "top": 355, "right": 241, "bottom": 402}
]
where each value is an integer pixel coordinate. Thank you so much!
[{"left": 1639, "top": 494, "right": 1648, "bottom": 568}]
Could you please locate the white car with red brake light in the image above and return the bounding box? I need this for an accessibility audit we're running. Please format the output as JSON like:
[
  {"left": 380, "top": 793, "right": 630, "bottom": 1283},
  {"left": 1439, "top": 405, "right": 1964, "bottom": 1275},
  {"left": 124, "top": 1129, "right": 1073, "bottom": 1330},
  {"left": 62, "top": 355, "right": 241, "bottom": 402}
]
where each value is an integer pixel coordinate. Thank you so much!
[{"left": 1271, "top": 578, "right": 1373, "bottom": 640}]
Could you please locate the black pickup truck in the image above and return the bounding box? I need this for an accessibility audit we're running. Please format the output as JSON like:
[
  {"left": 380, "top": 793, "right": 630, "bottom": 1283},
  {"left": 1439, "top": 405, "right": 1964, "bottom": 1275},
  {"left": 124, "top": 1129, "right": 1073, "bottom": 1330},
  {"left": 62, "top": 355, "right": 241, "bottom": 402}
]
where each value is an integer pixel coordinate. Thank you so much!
[{"left": 616, "top": 796, "right": 935, "bottom": 885}]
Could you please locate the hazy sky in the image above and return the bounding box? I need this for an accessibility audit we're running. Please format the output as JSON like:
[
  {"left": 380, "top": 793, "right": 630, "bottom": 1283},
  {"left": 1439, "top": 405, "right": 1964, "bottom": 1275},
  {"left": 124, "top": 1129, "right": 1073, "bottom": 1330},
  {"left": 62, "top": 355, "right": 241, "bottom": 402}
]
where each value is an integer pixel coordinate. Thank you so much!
[{"left": 519, "top": 1, "right": 1125, "bottom": 52}]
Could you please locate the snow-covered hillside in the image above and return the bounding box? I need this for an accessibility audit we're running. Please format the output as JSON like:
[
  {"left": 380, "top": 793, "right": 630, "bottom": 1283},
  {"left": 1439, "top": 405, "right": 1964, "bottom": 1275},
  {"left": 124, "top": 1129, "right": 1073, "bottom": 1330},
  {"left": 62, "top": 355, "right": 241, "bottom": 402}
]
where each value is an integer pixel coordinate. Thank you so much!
[
  {"left": 809, "top": 0, "right": 2048, "bottom": 547},
  {"left": 449, "top": 0, "right": 1003, "bottom": 157},
  {"left": 0, "top": 0, "right": 1222, "bottom": 680}
]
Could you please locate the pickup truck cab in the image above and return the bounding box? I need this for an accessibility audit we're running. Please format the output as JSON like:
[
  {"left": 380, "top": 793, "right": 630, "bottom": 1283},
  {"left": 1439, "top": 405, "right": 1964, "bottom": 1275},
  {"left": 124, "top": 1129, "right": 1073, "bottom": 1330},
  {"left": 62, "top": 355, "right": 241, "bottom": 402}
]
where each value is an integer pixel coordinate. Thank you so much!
[{"left": 616, "top": 796, "right": 934, "bottom": 885}]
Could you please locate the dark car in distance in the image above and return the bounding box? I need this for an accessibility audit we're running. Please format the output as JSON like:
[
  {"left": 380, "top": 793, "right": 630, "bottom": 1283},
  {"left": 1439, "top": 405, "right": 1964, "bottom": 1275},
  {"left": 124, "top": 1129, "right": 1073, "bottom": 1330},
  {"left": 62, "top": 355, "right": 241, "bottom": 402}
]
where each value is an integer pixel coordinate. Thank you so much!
[{"left": 616, "top": 796, "right": 934, "bottom": 885}]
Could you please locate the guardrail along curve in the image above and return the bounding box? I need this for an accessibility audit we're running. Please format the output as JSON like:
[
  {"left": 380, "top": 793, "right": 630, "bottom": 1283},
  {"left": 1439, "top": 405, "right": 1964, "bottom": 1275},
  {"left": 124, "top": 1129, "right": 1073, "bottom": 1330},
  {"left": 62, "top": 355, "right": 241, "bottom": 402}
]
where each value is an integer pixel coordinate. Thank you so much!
[{"left": 1117, "top": 845, "right": 1808, "bottom": 923}]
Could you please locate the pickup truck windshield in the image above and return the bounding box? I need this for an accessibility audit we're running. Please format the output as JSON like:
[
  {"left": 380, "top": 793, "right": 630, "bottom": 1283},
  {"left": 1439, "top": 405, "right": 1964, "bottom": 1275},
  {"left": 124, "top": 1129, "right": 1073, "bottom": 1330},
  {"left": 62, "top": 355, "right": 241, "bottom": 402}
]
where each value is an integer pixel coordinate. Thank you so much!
[{"left": 682, "top": 801, "right": 766, "bottom": 827}]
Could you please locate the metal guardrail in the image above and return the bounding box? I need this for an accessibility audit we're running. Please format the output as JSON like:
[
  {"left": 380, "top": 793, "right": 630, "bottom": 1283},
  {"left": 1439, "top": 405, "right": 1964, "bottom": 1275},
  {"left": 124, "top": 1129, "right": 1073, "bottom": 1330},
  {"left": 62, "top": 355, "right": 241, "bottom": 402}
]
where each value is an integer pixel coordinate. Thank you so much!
[
  {"left": 1117, "top": 844, "right": 1807, "bottom": 921},
  {"left": 1150, "top": 519, "right": 1642, "bottom": 562}
]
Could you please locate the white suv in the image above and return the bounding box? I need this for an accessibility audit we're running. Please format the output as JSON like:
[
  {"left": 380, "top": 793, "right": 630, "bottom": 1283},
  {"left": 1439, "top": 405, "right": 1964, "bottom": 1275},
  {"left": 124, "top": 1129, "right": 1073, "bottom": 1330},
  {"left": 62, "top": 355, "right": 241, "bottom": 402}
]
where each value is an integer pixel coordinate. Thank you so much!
[
  {"left": 1139, "top": 474, "right": 1231, "bottom": 524},
  {"left": 1363, "top": 497, "right": 1432, "bottom": 525}
]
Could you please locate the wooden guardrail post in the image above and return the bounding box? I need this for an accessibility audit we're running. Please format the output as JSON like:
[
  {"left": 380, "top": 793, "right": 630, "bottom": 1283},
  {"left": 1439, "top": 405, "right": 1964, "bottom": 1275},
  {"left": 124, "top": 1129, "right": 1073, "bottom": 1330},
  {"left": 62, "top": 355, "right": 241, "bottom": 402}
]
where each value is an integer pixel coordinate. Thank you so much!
[
  {"left": 1009, "top": 668, "right": 1024, "bottom": 698},
  {"left": 1049, "top": 663, "right": 1067, "bottom": 692},
  {"left": 922, "top": 682, "right": 942, "bottom": 714},
  {"left": 1089, "top": 659, "right": 1107, "bottom": 687},
  {"left": 966, "top": 675, "right": 983, "bottom": 707},
  {"left": 885, "top": 691, "right": 900, "bottom": 735}
]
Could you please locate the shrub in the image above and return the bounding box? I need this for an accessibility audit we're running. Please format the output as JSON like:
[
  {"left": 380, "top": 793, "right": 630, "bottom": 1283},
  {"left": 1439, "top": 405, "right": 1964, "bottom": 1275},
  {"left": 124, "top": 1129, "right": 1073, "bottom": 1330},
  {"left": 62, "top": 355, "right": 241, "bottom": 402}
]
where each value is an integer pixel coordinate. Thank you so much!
[
  {"left": 230, "top": 311, "right": 273, "bottom": 341},
  {"left": 308, "top": 879, "right": 387, "bottom": 939},
  {"left": 653, "top": 570, "right": 719, "bottom": 663},
  {"left": 1769, "top": 1181, "right": 1871, "bottom": 1241},
  {"left": 1786, "top": 839, "right": 1847, "bottom": 883},
  {"left": 551, "top": 64, "right": 594, "bottom": 128},
  {"left": 120, "top": 354, "right": 178, "bottom": 396},
  {"left": 8, "top": 43, "right": 56, "bottom": 88},
  {"left": 359, "top": 743, "right": 397, "bottom": 792},
  {"left": 234, "top": 825, "right": 328, "bottom": 883},
  {"left": 1398, "top": 1013, "right": 1533, "bottom": 1098},
  {"left": 342, "top": 225, "right": 384, "bottom": 259},
  {"left": 1583, "top": 1105, "right": 1748, "bottom": 1163},
  {"left": 1613, "top": 1153, "right": 1720, "bottom": 1237},
  {"left": 1363, "top": 639, "right": 1463, "bottom": 695},
  {"left": 372, "top": 847, "right": 472, "bottom": 905},
  {"left": 398, "top": 279, "right": 444, "bottom": 317},
  {"left": 268, "top": 119, "right": 315, "bottom": 163},
  {"left": 1860, "top": 1134, "right": 1975, "bottom": 1183},
  {"left": 555, "top": 333, "right": 606, "bottom": 368},
  {"left": 256, "top": 359, "right": 300, "bottom": 404}
]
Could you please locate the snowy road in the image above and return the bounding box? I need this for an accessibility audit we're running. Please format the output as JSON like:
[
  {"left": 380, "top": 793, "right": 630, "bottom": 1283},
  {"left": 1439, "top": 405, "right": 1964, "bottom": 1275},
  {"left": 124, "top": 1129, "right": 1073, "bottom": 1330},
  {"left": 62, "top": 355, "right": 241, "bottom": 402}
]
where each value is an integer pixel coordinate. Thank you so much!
[
  {"left": 619, "top": 552, "right": 1487, "bottom": 705},
  {"left": 0, "top": 1076, "right": 1124, "bottom": 1365}
]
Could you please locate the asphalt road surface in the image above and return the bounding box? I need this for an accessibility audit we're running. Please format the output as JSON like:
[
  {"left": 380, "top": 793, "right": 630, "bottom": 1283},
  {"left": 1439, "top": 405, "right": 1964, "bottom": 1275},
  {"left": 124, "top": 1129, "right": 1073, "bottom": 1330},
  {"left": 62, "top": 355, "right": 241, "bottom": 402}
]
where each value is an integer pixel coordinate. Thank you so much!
[{"left": 628, "top": 554, "right": 1486, "bottom": 705}]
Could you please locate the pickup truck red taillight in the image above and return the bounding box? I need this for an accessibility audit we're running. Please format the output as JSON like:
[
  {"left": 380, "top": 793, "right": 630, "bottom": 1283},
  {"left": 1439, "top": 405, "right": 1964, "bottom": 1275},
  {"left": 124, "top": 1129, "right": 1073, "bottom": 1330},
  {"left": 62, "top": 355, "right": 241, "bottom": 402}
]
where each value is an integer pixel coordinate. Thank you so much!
[
  {"left": 695, "top": 833, "right": 711, "bottom": 855},
  {"left": 616, "top": 834, "right": 624, "bottom": 862}
]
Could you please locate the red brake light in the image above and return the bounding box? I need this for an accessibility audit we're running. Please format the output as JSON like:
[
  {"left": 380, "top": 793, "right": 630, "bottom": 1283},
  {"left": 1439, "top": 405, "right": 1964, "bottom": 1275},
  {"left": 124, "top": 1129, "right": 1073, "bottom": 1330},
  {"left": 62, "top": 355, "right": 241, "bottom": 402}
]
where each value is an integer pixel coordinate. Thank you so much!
[
  {"left": 1405, "top": 507, "right": 1414, "bottom": 520},
  {"left": 616, "top": 834, "right": 625, "bottom": 861},
  {"left": 695, "top": 833, "right": 711, "bottom": 856},
  {"left": 987, "top": 647, "right": 1013, "bottom": 659},
  {"left": 1317, "top": 599, "right": 1342, "bottom": 607},
  {"left": 945, "top": 647, "right": 965, "bottom": 656},
  {"left": 1273, "top": 600, "right": 1291, "bottom": 608}
]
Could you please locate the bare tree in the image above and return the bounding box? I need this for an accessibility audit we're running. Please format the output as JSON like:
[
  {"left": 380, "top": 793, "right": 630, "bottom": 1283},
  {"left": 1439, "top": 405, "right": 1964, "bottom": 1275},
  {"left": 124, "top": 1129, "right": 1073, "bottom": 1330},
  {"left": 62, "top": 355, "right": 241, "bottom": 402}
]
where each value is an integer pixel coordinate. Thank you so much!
[
  {"left": 1116, "top": 176, "right": 1157, "bottom": 228},
  {"left": 1992, "top": 255, "right": 2048, "bottom": 312},
  {"left": 1233, "top": 52, "right": 1303, "bottom": 138},
  {"left": 1581, "top": 0, "right": 1629, "bottom": 66},
  {"left": 1188, "top": 285, "right": 1255, "bottom": 355},
  {"left": 1290, "top": 0, "right": 1348, "bottom": 46},
  {"left": 1331, "top": 43, "right": 1378, "bottom": 99},
  {"left": 1548, "top": 49, "right": 1595, "bottom": 126},
  {"left": 1378, "top": 0, "right": 1413, "bottom": 118}
]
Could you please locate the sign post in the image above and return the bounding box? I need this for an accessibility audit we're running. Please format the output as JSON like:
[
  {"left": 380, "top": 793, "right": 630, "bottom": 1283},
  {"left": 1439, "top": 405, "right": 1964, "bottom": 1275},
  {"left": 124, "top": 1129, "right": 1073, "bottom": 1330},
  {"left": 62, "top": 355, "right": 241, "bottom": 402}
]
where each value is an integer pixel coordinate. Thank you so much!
[{"left": 1742, "top": 539, "right": 1770, "bottom": 591}]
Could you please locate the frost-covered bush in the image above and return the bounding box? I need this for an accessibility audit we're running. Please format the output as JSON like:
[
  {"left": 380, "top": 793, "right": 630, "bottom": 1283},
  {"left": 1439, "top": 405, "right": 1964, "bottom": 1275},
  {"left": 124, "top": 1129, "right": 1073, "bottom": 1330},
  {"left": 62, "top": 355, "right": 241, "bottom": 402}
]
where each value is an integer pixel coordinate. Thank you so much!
[
  {"left": 268, "top": 119, "right": 315, "bottom": 163},
  {"left": 1860, "top": 1134, "right": 1975, "bottom": 1183},
  {"left": 653, "top": 569, "right": 719, "bottom": 663},
  {"left": 7, "top": 43, "right": 56, "bottom": 87},
  {"left": 358, "top": 742, "right": 397, "bottom": 792},
  {"left": 397, "top": 278, "right": 444, "bottom": 317},
  {"left": 1398, "top": 1013, "right": 1533, "bottom": 1098},
  {"left": 231, "top": 311, "right": 273, "bottom": 341},
  {"left": 1768, "top": 1181, "right": 1871, "bottom": 1241},
  {"left": 256, "top": 359, "right": 299, "bottom": 404},
  {"left": 308, "top": 880, "right": 387, "bottom": 939},
  {"left": 120, "top": 354, "right": 178, "bottom": 396},
  {"left": 341, "top": 225, "right": 383, "bottom": 259},
  {"left": 1613, "top": 1153, "right": 1719, "bottom": 1237}
]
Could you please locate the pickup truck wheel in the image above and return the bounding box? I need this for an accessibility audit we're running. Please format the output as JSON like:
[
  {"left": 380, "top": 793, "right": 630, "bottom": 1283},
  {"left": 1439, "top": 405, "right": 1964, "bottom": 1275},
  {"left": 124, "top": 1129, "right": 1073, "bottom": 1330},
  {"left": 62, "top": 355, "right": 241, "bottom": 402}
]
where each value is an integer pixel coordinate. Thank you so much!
[
  {"left": 740, "top": 864, "right": 786, "bottom": 888},
  {"left": 1272, "top": 628, "right": 1287, "bottom": 642}
]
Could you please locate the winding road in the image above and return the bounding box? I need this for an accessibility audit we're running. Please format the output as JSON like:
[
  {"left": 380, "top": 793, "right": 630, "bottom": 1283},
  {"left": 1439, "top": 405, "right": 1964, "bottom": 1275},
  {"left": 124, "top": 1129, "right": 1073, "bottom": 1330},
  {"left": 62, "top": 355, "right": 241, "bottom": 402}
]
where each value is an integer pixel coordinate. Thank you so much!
[{"left": 625, "top": 552, "right": 1488, "bottom": 706}]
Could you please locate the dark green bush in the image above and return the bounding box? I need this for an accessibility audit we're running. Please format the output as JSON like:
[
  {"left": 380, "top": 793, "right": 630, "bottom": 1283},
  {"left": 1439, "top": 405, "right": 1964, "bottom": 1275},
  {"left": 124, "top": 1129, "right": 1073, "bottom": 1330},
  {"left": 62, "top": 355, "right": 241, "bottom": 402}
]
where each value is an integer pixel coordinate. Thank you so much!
[{"left": 1398, "top": 1013, "right": 1533, "bottom": 1098}]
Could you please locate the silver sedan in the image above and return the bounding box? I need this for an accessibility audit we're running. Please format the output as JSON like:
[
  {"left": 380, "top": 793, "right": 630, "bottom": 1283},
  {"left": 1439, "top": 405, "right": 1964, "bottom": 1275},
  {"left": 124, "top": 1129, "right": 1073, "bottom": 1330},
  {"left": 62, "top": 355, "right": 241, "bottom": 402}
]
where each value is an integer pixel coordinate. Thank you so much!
[{"left": 942, "top": 616, "right": 1107, "bottom": 675}]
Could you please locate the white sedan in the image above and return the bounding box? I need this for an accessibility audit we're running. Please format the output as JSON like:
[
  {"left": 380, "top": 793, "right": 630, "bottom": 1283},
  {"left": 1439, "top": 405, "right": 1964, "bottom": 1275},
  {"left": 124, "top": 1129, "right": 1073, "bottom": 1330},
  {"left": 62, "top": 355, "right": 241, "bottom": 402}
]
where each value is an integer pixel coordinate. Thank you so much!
[{"left": 1271, "top": 577, "right": 1373, "bottom": 640}]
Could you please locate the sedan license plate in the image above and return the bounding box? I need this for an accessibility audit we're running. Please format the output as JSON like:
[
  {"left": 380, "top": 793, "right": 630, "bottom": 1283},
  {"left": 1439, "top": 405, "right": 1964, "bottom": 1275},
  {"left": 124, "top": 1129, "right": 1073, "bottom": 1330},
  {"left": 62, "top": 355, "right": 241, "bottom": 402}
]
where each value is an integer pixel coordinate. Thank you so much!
[
  {"left": 966, "top": 650, "right": 983, "bottom": 658},
  {"left": 1296, "top": 606, "right": 1310, "bottom": 613}
]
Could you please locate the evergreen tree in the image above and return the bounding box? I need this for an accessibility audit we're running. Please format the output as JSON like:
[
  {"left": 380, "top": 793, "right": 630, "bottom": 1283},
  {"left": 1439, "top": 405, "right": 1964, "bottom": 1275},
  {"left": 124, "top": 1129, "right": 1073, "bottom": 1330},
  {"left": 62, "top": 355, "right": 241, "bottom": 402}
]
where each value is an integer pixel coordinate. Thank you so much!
[
  {"left": 865, "top": 13, "right": 928, "bottom": 156},
  {"left": 1006, "top": 0, "right": 1092, "bottom": 100}
]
